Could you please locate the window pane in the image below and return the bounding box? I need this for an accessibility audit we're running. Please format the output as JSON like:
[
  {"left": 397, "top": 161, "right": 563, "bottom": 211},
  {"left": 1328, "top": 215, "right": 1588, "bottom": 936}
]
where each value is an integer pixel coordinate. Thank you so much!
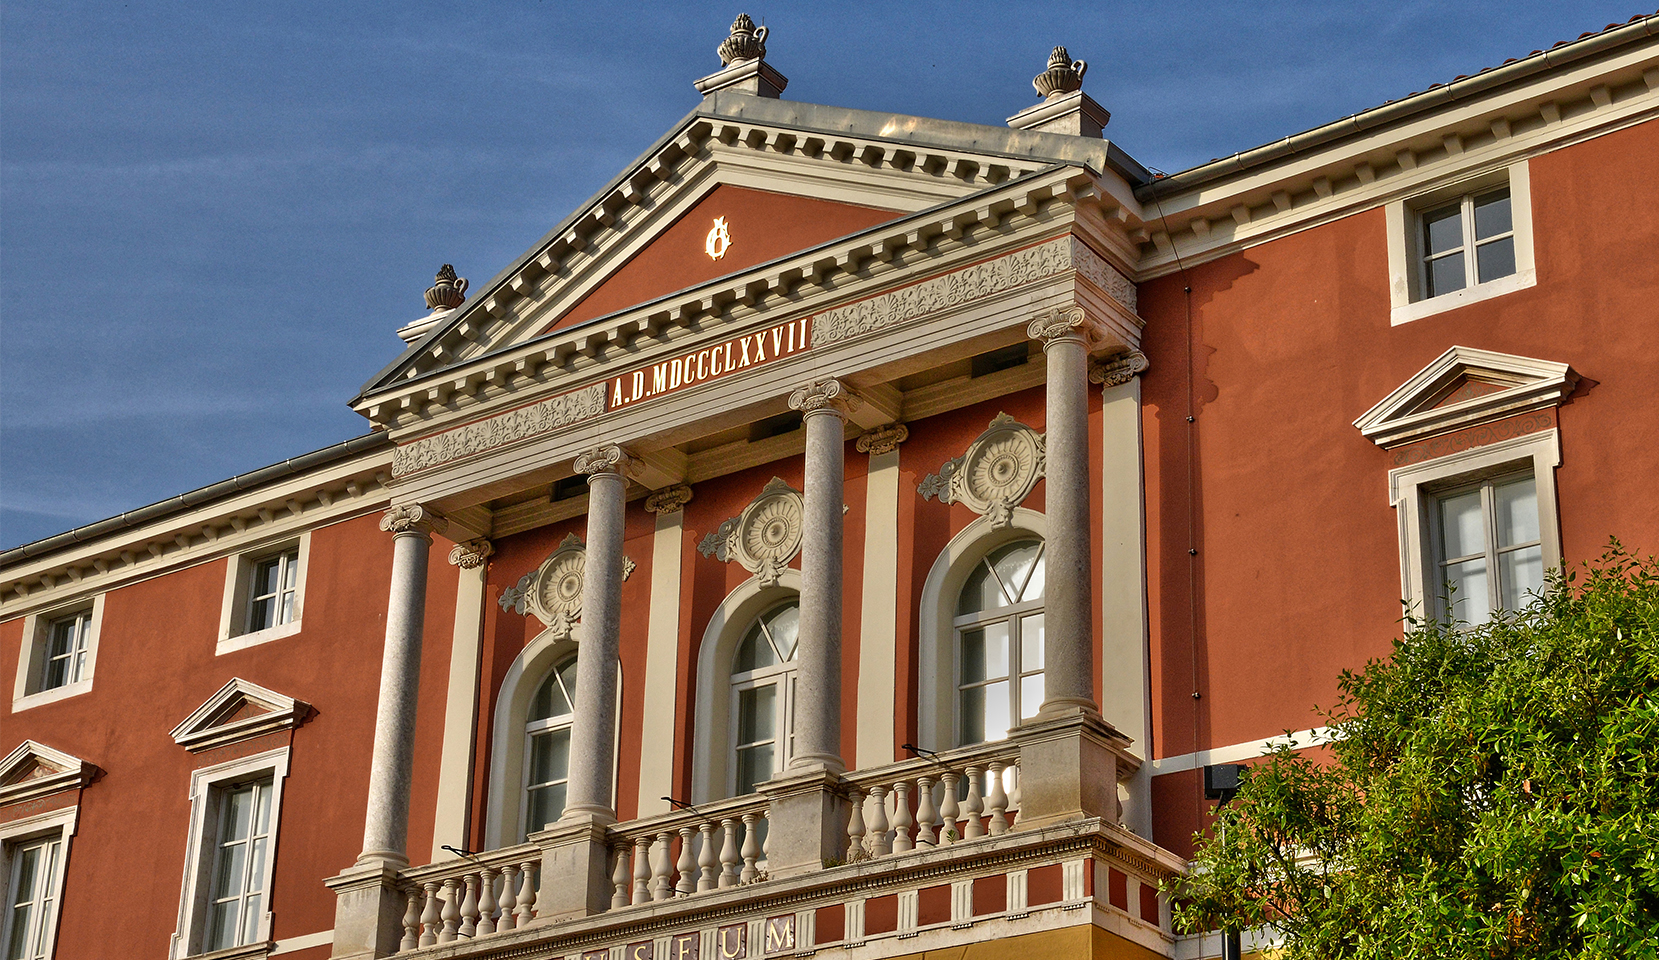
[
  {"left": 46, "top": 622, "right": 74, "bottom": 659},
  {"left": 958, "top": 562, "right": 1003, "bottom": 615},
  {"left": 248, "top": 838, "right": 268, "bottom": 894},
  {"left": 735, "top": 743, "right": 775, "bottom": 795},
  {"left": 253, "top": 558, "right": 279, "bottom": 596},
  {"left": 279, "top": 592, "right": 295, "bottom": 625},
  {"left": 225, "top": 788, "right": 253, "bottom": 842},
  {"left": 526, "top": 782, "right": 566, "bottom": 833},
  {"left": 6, "top": 904, "right": 31, "bottom": 960},
  {"left": 249, "top": 596, "right": 274, "bottom": 633},
  {"left": 958, "top": 686, "right": 986, "bottom": 744},
  {"left": 1474, "top": 190, "right": 1511, "bottom": 239},
  {"left": 10, "top": 847, "right": 38, "bottom": 903},
  {"left": 1444, "top": 558, "right": 1490, "bottom": 625},
  {"left": 1020, "top": 613, "right": 1044, "bottom": 671},
  {"left": 959, "top": 623, "right": 1009, "bottom": 684},
  {"left": 766, "top": 604, "right": 800, "bottom": 660},
  {"left": 528, "top": 729, "right": 570, "bottom": 785},
  {"left": 1022, "top": 551, "right": 1046, "bottom": 601},
  {"left": 1428, "top": 251, "right": 1467, "bottom": 297},
  {"left": 980, "top": 680, "right": 1011, "bottom": 742},
  {"left": 240, "top": 891, "right": 263, "bottom": 946},
  {"left": 1020, "top": 674, "right": 1044, "bottom": 720},
  {"left": 1500, "top": 545, "right": 1544, "bottom": 611},
  {"left": 1494, "top": 477, "right": 1539, "bottom": 547},
  {"left": 207, "top": 900, "right": 239, "bottom": 952},
  {"left": 213, "top": 843, "right": 246, "bottom": 899},
  {"left": 1423, "top": 205, "right": 1463, "bottom": 255},
  {"left": 255, "top": 784, "right": 272, "bottom": 835},
  {"left": 529, "top": 668, "right": 572, "bottom": 721},
  {"left": 990, "top": 542, "right": 1042, "bottom": 603},
  {"left": 737, "top": 684, "right": 776, "bottom": 744},
  {"left": 281, "top": 553, "right": 298, "bottom": 589},
  {"left": 1439, "top": 490, "right": 1486, "bottom": 559},
  {"left": 734, "top": 625, "right": 777, "bottom": 672},
  {"left": 1476, "top": 237, "right": 1516, "bottom": 282},
  {"left": 42, "top": 656, "right": 69, "bottom": 691}
]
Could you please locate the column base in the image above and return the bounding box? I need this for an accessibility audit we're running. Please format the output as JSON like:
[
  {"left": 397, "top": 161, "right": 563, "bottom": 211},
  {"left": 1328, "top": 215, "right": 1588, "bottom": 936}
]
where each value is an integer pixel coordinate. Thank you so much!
[
  {"left": 529, "top": 814, "right": 614, "bottom": 921},
  {"left": 760, "top": 768, "right": 848, "bottom": 878},
  {"left": 1010, "top": 713, "right": 1137, "bottom": 830},
  {"left": 325, "top": 862, "right": 407, "bottom": 959}
]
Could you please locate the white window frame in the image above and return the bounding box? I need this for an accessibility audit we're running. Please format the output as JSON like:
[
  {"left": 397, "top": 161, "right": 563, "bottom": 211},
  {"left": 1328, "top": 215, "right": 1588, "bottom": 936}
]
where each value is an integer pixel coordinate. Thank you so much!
[
  {"left": 1427, "top": 471, "right": 1545, "bottom": 624},
  {"left": 1386, "top": 159, "right": 1536, "bottom": 326},
  {"left": 217, "top": 534, "right": 310, "bottom": 656},
  {"left": 11, "top": 595, "right": 105, "bottom": 713},
  {"left": 170, "top": 747, "right": 290, "bottom": 960},
  {"left": 727, "top": 601, "right": 800, "bottom": 797},
  {"left": 0, "top": 806, "right": 77, "bottom": 960},
  {"left": 519, "top": 657, "right": 577, "bottom": 841},
  {"left": 1389, "top": 430, "right": 1561, "bottom": 623},
  {"left": 953, "top": 540, "right": 1047, "bottom": 745}
]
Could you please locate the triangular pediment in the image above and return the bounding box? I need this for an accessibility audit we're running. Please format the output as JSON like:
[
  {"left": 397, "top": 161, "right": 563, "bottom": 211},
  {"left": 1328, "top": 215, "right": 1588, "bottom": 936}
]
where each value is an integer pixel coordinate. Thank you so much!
[
  {"left": 360, "top": 91, "right": 1138, "bottom": 400},
  {"left": 0, "top": 740, "right": 98, "bottom": 805},
  {"left": 169, "top": 677, "right": 311, "bottom": 752},
  {"left": 1354, "top": 346, "right": 1578, "bottom": 448}
]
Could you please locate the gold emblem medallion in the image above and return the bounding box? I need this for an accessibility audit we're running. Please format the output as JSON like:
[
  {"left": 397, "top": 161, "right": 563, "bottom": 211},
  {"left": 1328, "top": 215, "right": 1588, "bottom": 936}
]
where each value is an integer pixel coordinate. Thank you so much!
[{"left": 705, "top": 216, "right": 731, "bottom": 260}]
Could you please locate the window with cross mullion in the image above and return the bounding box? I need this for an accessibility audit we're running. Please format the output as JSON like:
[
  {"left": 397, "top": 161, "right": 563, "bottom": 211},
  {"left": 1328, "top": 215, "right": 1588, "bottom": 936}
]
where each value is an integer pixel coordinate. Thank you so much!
[
  {"left": 956, "top": 540, "right": 1046, "bottom": 745},
  {"left": 730, "top": 601, "right": 799, "bottom": 796},
  {"left": 1422, "top": 188, "right": 1516, "bottom": 298},
  {"left": 204, "top": 778, "right": 274, "bottom": 953}
]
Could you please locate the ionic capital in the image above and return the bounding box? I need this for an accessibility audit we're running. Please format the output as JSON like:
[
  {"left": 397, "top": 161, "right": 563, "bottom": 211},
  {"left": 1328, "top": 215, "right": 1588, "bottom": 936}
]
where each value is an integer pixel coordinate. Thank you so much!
[
  {"left": 788, "top": 378, "right": 860, "bottom": 419},
  {"left": 1026, "top": 304, "right": 1107, "bottom": 350},
  {"left": 448, "top": 538, "right": 494, "bottom": 569},
  {"left": 574, "top": 444, "right": 638, "bottom": 479},
  {"left": 1088, "top": 350, "right": 1149, "bottom": 387},
  {"left": 380, "top": 503, "right": 447, "bottom": 538},
  {"left": 644, "top": 484, "right": 695, "bottom": 515},
  {"left": 855, "top": 422, "right": 909, "bottom": 456}
]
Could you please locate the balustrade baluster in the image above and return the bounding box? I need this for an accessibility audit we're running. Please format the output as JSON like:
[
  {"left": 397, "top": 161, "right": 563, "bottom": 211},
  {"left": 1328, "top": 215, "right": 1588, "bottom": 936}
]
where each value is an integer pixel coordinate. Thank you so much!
[
  {"left": 675, "top": 826, "right": 697, "bottom": 896},
  {"left": 438, "top": 877, "right": 461, "bottom": 942},
  {"left": 458, "top": 873, "right": 480, "bottom": 938},
  {"left": 867, "top": 785, "right": 891, "bottom": 857},
  {"left": 498, "top": 865, "right": 520, "bottom": 931},
  {"left": 698, "top": 821, "right": 719, "bottom": 891},
  {"left": 652, "top": 831, "right": 675, "bottom": 900},
  {"left": 846, "top": 787, "right": 867, "bottom": 861},
  {"left": 739, "top": 813, "right": 761, "bottom": 882},
  {"left": 987, "top": 761, "right": 1010, "bottom": 835},
  {"left": 718, "top": 818, "right": 741, "bottom": 888},
  {"left": 891, "top": 780, "right": 915, "bottom": 853},
  {"left": 939, "top": 772, "right": 961, "bottom": 844},
  {"left": 628, "top": 836, "right": 649, "bottom": 904},
  {"left": 477, "top": 867, "right": 498, "bottom": 935},
  {"left": 419, "top": 881, "right": 441, "bottom": 947},
  {"left": 963, "top": 765, "right": 985, "bottom": 839},
  {"left": 1008, "top": 759, "right": 1021, "bottom": 826},
  {"left": 915, "top": 775, "right": 938, "bottom": 847},
  {"left": 611, "top": 843, "right": 632, "bottom": 909},
  {"left": 514, "top": 861, "right": 538, "bottom": 926},
  {"left": 400, "top": 886, "right": 421, "bottom": 951}
]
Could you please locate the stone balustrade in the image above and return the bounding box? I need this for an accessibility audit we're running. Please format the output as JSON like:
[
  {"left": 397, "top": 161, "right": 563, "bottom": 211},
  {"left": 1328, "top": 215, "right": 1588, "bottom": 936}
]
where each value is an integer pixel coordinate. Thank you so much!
[
  {"left": 603, "top": 794, "right": 773, "bottom": 907},
  {"left": 843, "top": 742, "right": 1022, "bottom": 860},
  {"left": 397, "top": 842, "right": 540, "bottom": 951}
]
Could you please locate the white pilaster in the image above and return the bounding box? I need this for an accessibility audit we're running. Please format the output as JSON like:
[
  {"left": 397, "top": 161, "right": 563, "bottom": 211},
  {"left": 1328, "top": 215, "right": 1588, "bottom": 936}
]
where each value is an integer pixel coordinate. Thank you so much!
[
  {"left": 430, "top": 539, "right": 492, "bottom": 862},
  {"left": 637, "top": 486, "right": 693, "bottom": 817},
  {"left": 854, "top": 424, "right": 907, "bottom": 770}
]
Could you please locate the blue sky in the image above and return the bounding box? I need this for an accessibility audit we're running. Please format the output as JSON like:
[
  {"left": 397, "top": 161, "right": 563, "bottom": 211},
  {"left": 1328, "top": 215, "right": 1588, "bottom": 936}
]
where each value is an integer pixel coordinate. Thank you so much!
[{"left": 0, "top": 1, "right": 1640, "bottom": 548}]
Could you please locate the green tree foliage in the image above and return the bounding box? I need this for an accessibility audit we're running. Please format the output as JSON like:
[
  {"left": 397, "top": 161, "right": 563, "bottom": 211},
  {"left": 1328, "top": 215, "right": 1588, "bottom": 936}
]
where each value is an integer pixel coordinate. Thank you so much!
[{"left": 1168, "top": 543, "right": 1659, "bottom": 959}]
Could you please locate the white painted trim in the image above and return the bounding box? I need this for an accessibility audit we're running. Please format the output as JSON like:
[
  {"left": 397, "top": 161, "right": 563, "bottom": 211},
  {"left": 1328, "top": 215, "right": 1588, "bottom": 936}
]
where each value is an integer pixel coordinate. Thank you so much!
[
  {"left": 636, "top": 507, "right": 686, "bottom": 819},
  {"left": 0, "top": 740, "right": 97, "bottom": 805},
  {"left": 0, "top": 804, "right": 78, "bottom": 960},
  {"left": 855, "top": 448, "right": 902, "bottom": 770},
  {"left": 689, "top": 570, "right": 802, "bottom": 803},
  {"left": 1388, "top": 429, "right": 1562, "bottom": 621},
  {"left": 170, "top": 745, "right": 292, "bottom": 960},
  {"left": 429, "top": 561, "right": 487, "bottom": 862},
  {"left": 1147, "top": 727, "right": 1336, "bottom": 775},
  {"left": 915, "top": 507, "right": 1047, "bottom": 752},
  {"left": 11, "top": 593, "right": 104, "bottom": 712},
  {"left": 271, "top": 930, "right": 333, "bottom": 954},
  {"left": 1387, "top": 160, "right": 1536, "bottom": 326},
  {"left": 1352, "top": 345, "right": 1575, "bottom": 448},
  {"left": 169, "top": 677, "right": 310, "bottom": 751},
  {"left": 215, "top": 531, "right": 312, "bottom": 656}
]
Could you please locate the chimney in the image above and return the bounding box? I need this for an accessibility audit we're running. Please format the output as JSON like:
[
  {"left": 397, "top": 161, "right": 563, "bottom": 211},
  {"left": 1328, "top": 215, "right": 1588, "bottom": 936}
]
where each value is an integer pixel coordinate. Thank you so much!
[
  {"left": 693, "top": 13, "right": 788, "bottom": 98},
  {"left": 1007, "top": 46, "right": 1109, "bottom": 138}
]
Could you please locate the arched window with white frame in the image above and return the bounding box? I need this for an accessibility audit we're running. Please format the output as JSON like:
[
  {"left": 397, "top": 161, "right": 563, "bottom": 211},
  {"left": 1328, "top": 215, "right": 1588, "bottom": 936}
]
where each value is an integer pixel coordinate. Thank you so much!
[
  {"left": 729, "top": 600, "right": 799, "bottom": 796},
  {"left": 522, "top": 657, "right": 578, "bottom": 837},
  {"left": 955, "top": 539, "right": 1046, "bottom": 744}
]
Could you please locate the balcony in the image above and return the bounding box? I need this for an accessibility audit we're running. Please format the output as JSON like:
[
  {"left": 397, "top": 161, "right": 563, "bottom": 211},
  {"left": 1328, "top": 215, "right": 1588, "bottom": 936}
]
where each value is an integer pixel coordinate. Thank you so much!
[{"left": 332, "top": 714, "right": 1184, "bottom": 959}]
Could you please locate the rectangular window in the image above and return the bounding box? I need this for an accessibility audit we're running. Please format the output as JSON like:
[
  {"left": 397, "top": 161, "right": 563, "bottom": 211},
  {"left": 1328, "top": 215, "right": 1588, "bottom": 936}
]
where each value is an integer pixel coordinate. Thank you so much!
[
  {"left": 12, "top": 599, "right": 103, "bottom": 711},
  {"left": 1421, "top": 188, "right": 1516, "bottom": 298},
  {"left": 246, "top": 550, "right": 299, "bottom": 634},
  {"left": 1384, "top": 160, "right": 1536, "bottom": 326},
  {"left": 217, "top": 535, "right": 309, "bottom": 654},
  {"left": 3, "top": 835, "right": 63, "bottom": 960},
  {"left": 203, "top": 779, "right": 274, "bottom": 953},
  {"left": 40, "top": 612, "right": 92, "bottom": 692},
  {"left": 171, "top": 748, "right": 288, "bottom": 959},
  {"left": 1434, "top": 473, "right": 1544, "bottom": 625}
]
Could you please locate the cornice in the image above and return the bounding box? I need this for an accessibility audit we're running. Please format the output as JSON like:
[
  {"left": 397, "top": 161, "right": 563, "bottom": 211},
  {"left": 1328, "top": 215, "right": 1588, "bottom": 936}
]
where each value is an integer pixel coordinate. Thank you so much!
[
  {"left": 0, "top": 740, "right": 99, "bottom": 806},
  {"left": 170, "top": 677, "right": 312, "bottom": 753},
  {"left": 1353, "top": 346, "right": 1578, "bottom": 449}
]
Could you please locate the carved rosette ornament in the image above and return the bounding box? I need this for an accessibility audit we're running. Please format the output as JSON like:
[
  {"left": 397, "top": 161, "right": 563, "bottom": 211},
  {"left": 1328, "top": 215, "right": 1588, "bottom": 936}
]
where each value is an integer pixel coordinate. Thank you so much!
[
  {"left": 498, "top": 533, "right": 634, "bottom": 629},
  {"left": 697, "top": 477, "right": 804, "bottom": 587},
  {"left": 1089, "top": 350, "right": 1149, "bottom": 387},
  {"left": 574, "top": 443, "right": 638, "bottom": 478},
  {"left": 855, "top": 423, "right": 909, "bottom": 456},
  {"left": 644, "top": 485, "right": 695, "bottom": 515},
  {"left": 1033, "top": 46, "right": 1087, "bottom": 100},
  {"left": 787, "top": 378, "right": 859, "bottom": 418},
  {"left": 448, "top": 538, "right": 494, "bottom": 569},
  {"left": 717, "top": 13, "right": 768, "bottom": 65},
  {"left": 920, "top": 414, "right": 1046, "bottom": 528},
  {"left": 380, "top": 504, "right": 447, "bottom": 538},
  {"left": 424, "top": 264, "right": 468, "bottom": 311}
]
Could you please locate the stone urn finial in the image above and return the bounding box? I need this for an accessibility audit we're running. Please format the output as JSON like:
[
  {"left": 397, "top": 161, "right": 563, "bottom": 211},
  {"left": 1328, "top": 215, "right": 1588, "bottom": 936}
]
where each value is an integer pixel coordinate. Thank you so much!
[
  {"left": 424, "top": 264, "right": 468, "bottom": 311},
  {"left": 1033, "top": 45, "right": 1087, "bottom": 99},
  {"left": 718, "top": 13, "right": 768, "bottom": 65}
]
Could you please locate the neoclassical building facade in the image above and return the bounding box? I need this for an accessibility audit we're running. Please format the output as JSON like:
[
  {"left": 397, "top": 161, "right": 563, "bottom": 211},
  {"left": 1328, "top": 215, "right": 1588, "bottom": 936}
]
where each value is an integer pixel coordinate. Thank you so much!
[{"left": 4, "top": 14, "right": 1657, "bottom": 960}]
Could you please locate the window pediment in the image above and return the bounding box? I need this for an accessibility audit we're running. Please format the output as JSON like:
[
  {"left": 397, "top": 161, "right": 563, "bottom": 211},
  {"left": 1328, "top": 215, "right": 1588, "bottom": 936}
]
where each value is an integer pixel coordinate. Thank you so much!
[
  {"left": 0, "top": 739, "right": 98, "bottom": 805},
  {"left": 169, "top": 677, "right": 311, "bottom": 752},
  {"left": 1353, "top": 346, "right": 1577, "bottom": 449}
]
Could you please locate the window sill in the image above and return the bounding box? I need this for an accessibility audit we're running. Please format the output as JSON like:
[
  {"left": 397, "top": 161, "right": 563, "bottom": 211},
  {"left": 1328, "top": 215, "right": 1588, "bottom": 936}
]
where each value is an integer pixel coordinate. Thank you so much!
[
  {"left": 216, "top": 619, "right": 302, "bottom": 657},
  {"left": 11, "top": 678, "right": 93, "bottom": 713},
  {"left": 1390, "top": 269, "right": 1536, "bottom": 326},
  {"left": 183, "top": 942, "right": 273, "bottom": 960}
]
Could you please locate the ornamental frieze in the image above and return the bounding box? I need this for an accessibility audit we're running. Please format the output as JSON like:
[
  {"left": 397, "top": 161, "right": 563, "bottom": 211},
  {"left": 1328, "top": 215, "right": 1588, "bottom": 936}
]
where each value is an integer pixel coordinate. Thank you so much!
[
  {"left": 391, "top": 384, "right": 606, "bottom": 477},
  {"left": 919, "top": 414, "right": 1046, "bottom": 528}
]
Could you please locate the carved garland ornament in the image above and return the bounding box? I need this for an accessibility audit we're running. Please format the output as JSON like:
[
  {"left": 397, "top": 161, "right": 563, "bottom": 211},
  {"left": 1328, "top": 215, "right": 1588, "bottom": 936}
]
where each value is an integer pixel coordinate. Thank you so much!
[
  {"left": 498, "top": 534, "right": 635, "bottom": 634},
  {"left": 697, "top": 477, "right": 804, "bottom": 587},
  {"left": 919, "top": 414, "right": 1046, "bottom": 528}
]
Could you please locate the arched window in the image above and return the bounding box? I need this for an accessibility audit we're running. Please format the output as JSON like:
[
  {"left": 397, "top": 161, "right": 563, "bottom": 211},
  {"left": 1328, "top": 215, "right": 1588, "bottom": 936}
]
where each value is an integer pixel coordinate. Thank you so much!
[
  {"left": 955, "top": 539, "right": 1046, "bottom": 744},
  {"left": 522, "top": 657, "right": 577, "bottom": 838},
  {"left": 729, "top": 600, "right": 799, "bottom": 795}
]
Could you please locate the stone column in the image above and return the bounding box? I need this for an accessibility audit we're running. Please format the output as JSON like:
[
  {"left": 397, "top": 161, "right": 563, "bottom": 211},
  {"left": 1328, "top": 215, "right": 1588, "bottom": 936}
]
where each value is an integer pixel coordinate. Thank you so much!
[
  {"left": 561, "top": 444, "right": 635, "bottom": 822},
  {"left": 357, "top": 504, "right": 446, "bottom": 867},
  {"left": 786, "top": 379, "right": 857, "bottom": 774},
  {"left": 1027, "top": 306, "right": 1101, "bottom": 718}
]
